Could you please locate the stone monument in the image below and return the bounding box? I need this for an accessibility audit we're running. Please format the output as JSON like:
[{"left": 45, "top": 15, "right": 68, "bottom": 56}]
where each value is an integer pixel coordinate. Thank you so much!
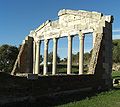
[{"left": 11, "top": 9, "right": 113, "bottom": 89}]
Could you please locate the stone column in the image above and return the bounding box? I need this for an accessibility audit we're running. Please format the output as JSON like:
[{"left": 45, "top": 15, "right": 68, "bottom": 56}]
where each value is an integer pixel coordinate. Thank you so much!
[
  {"left": 52, "top": 38, "right": 58, "bottom": 75},
  {"left": 34, "top": 40, "right": 41, "bottom": 74},
  {"left": 67, "top": 35, "right": 72, "bottom": 74},
  {"left": 79, "top": 32, "right": 85, "bottom": 75},
  {"left": 31, "top": 31, "right": 37, "bottom": 74},
  {"left": 33, "top": 40, "right": 36, "bottom": 74},
  {"left": 43, "top": 39, "right": 49, "bottom": 75}
]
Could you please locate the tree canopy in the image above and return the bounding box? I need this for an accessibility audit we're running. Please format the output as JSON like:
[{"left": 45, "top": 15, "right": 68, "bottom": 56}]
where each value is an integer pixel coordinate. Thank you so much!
[
  {"left": 112, "top": 39, "right": 120, "bottom": 63},
  {"left": 48, "top": 52, "right": 60, "bottom": 63},
  {"left": 0, "top": 44, "right": 19, "bottom": 73}
]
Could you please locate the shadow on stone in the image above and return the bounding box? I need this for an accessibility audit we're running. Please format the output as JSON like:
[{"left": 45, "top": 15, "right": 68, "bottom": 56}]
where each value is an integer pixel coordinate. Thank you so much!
[{"left": 2, "top": 90, "right": 100, "bottom": 107}]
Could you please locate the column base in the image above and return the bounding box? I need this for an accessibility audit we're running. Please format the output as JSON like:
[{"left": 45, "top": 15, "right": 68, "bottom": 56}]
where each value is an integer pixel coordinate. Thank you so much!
[{"left": 43, "top": 66, "right": 47, "bottom": 75}]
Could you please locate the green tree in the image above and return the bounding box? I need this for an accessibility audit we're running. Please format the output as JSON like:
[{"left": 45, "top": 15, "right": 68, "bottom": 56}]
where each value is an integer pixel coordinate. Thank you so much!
[
  {"left": 48, "top": 52, "right": 60, "bottom": 63},
  {"left": 113, "top": 45, "right": 120, "bottom": 63},
  {"left": 72, "top": 53, "right": 79, "bottom": 64},
  {"left": 40, "top": 55, "right": 43, "bottom": 63},
  {"left": 84, "top": 52, "right": 91, "bottom": 62},
  {"left": 72, "top": 52, "right": 91, "bottom": 64},
  {"left": 112, "top": 39, "right": 120, "bottom": 63},
  {"left": 0, "top": 44, "right": 19, "bottom": 73}
]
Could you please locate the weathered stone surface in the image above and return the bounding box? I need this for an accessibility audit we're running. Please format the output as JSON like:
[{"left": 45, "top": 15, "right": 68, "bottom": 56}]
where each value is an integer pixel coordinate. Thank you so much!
[
  {"left": 11, "top": 36, "right": 33, "bottom": 75},
  {"left": 11, "top": 9, "right": 113, "bottom": 90},
  {"left": 34, "top": 9, "right": 113, "bottom": 40}
]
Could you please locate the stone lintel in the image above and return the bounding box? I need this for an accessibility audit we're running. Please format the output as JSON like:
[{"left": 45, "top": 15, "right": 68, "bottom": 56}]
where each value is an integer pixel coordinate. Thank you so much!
[
  {"left": 40, "top": 28, "right": 94, "bottom": 40},
  {"left": 81, "top": 29, "right": 93, "bottom": 34}
]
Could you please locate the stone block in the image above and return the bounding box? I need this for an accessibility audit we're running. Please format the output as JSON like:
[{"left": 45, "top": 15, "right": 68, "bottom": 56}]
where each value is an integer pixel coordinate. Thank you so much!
[{"left": 27, "top": 74, "right": 38, "bottom": 80}]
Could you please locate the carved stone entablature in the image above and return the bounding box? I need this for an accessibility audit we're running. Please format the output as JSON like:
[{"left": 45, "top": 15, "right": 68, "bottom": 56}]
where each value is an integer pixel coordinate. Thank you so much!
[{"left": 32, "top": 9, "right": 113, "bottom": 41}]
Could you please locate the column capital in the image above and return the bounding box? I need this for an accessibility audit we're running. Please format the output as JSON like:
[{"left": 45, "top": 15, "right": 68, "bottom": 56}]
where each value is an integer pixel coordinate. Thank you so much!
[
  {"left": 68, "top": 35, "right": 73, "bottom": 41},
  {"left": 79, "top": 31, "right": 84, "bottom": 37},
  {"left": 30, "top": 30, "right": 36, "bottom": 37},
  {"left": 44, "top": 39, "right": 49, "bottom": 49},
  {"left": 36, "top": 40, "right": 41, "bottom": 44},
  {"left": 53, "top": 38, "right": 58, "bottom": 42},
  {"left": 79, "top": 31, "right": 85, "bottom": 40},
  {"left": 44, "top": 39, "right": 49, "bottom": 43},
  {"left": 34, "top": 36, "right": 40, "bottom": 44}
]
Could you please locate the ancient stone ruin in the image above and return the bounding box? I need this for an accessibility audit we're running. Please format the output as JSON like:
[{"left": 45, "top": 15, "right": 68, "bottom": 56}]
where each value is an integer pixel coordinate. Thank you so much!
[{"left": 11, "top": 9, "right": 113, "bottom": 90}]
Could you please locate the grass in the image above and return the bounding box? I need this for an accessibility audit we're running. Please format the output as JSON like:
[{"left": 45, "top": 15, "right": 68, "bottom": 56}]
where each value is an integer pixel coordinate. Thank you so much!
[
  {"left": 56, "top": 89, "right": 120, "bottom": 107},
  {"left": 56, "top": 70, "right": 120, "bottom": 107},
  {"left": 47, "top": 63, "right": 88, "bottom": 74},
  {"left": 112, "top": 71, "right": 120, "bottom": 78},
  {"left": 57, "top": 64, "right": 79, "bottom": 74}
]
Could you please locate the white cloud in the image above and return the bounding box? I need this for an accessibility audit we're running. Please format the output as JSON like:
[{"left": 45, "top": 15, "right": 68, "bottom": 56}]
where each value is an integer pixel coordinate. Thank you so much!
[
  {"left": 113, "top": 35, "right": 120, "bottom": 39},
  {"left": 113, "top": 29, "right": 120, "bottom": 33}
]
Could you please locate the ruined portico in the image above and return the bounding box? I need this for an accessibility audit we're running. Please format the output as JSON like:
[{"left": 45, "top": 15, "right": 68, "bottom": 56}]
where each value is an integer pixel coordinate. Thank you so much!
[{"left": 11, "top": 9, "right": 113, "bottom": 89}]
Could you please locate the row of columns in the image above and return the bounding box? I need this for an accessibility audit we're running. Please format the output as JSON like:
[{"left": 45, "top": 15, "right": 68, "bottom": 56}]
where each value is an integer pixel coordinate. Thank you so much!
[{"left": 33, "top": 32, "right": 85, "bottom": 75}]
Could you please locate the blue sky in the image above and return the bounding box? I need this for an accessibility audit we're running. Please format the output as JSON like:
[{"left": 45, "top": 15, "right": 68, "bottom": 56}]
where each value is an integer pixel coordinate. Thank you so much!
[{"left": 0, "top": 0, "right": 120, "bottom": 58}]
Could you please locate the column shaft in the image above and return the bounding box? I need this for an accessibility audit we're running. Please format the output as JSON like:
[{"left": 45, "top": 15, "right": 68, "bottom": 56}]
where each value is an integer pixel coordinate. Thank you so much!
[
  {"left": 44, "top": 39, "right": 48, "bottom": 75},
  {"left": 79, "top": 33, "right": 84, "bottom": 74},
  {"left": 35, "top": 40, "right": 40, "bottom": 74},
  {"left": 33, "top": 41, "right": 36, "bottom": 74},
  {"left": 52, "top": 38, "right": 58, "bottom": 75},
  {"left": 67, "top": 35, "right": 72, "bottom": 74}
]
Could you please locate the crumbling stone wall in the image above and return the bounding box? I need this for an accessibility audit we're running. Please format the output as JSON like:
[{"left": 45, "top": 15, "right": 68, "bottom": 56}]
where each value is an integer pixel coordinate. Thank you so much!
[
  {"left": 88, "top": 21, "right": 113, "bottom": 89},
  {"left": 11, "top": 36, "right": 33, "bottom": 75}
]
